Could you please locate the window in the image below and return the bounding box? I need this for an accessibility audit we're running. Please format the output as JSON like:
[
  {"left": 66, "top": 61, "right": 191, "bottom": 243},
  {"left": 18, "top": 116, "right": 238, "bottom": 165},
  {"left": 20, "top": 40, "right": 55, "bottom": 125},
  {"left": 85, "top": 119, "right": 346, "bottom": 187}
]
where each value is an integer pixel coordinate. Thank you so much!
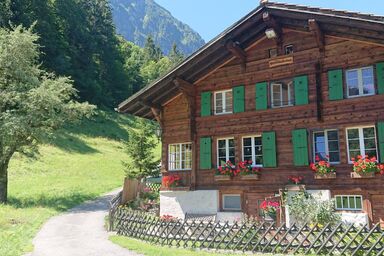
[
  {"left": 269, "top": 48, "right": 278, "bottom": 58},
  {"left": 346, "top": 66, "right": 375, "bottom": 98},
  {"left": 285, "top": 44, "right": 294, "bottom": 55},
  {"left": 168, "top": 143, "right": 192, "bottom": 171},
  {"left": 223, "top": 194, "right": 241, "bottom": 211},
  {"left": 313, "top": 130, "right": 340, "bottom": 163},
  {"left": 214, "top": 90, "right": 232, "bottom": 115},
  {"left": 243, "top": 136, "right": 263, "bottom": 166},
  {"left": 217, "top": 138, "right": 235, "bottom": 166},
  {"left": 271, "top": 81, "right": 294, "bottom": 108},
  {"left": 335, "top": 195, "right": 363, "bottom": 211},
  {"left": 346, "top": 126, "right": 378, "bottom": 163}
]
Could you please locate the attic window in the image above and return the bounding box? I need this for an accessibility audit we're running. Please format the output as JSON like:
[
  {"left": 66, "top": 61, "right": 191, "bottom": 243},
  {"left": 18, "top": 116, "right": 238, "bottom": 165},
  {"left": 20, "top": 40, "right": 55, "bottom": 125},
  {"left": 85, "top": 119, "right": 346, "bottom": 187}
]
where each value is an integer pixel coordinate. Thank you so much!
[
  {"left": 285, "top": 45, "right": 294, "bottom": 55},
  {"left": 269, "top": 48, "right": 278, "bottom": 58}
]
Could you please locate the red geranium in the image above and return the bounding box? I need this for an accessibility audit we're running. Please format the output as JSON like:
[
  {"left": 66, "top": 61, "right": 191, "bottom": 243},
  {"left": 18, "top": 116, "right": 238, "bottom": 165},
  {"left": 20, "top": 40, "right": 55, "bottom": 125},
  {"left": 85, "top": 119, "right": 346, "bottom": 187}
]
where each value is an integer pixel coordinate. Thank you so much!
[
  {"left": 260, "top": 200, "right": 280, "bottom": 215},
  {"left": 310, "top": 154, "right": 335, "bottom": 175},
  {"left": 288, "top": 175, "right": 304, "bottom": 185},
  {"left": 351, "top": 155, "right": 381, "bottom": 174},
  {"left": 162, "top": 174, "right": 181, "bottom": 188}
]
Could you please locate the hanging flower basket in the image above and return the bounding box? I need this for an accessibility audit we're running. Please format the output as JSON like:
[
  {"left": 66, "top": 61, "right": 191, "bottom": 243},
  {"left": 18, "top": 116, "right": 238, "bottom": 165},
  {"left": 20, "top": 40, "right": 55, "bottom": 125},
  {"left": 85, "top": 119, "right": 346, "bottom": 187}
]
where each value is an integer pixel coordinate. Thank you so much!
[
  {"left": 214, "top": 175, "right": 231, "bottom": 181},
  {"left": 350, "top": 172, "right": 375, "bottom": 179},
  {"left": 314, "top": 172, "right": 337, "bottom": 180},
  {"left": 240, "top": 174, "right": 260, "bottom": 180}
]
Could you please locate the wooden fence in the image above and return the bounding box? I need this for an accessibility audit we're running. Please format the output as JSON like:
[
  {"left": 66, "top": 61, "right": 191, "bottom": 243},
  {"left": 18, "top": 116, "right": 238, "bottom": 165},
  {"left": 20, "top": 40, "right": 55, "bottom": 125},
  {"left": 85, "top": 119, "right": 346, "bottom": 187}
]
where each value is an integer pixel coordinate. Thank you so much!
[{"left": 113, "top": 208, "right": 384, "bottom": 255}]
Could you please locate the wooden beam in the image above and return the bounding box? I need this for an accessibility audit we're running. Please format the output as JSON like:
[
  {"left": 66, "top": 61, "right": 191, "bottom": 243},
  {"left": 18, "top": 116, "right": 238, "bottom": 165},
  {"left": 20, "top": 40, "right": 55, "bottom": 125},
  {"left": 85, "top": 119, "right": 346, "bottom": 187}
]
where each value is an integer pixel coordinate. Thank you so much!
[
  {"left": 308, "top": 19, "right": 325, "bottom": 53},
  {"left": 262, "top": 11, "right": 283, "bottom": 50},
  {"left": 225, "top": 40, "right": 247, "bottom": 72},
  {"left": 173, "top": 77, "right": 195, "bottom": 97},
  {"left": 138, "top": 100, "right": 161, "bottom": 111},
  {"left": 315, "top": 62, "right": 323, "bottom": 122}
]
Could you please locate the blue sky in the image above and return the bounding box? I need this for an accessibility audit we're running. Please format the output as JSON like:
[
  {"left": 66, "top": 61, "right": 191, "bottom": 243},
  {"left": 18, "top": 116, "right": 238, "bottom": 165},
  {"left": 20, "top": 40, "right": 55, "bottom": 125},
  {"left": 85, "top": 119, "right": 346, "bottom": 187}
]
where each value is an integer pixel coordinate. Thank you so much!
[{"left": 155, "top": 0, "right": 384, "bottom": 42}]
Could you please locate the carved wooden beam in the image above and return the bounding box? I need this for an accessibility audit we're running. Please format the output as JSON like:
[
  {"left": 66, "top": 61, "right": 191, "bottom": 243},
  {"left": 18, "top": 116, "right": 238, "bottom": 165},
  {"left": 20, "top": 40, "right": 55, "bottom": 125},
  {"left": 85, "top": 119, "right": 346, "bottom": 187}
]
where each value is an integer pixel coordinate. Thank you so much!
[
  {"left": 308, "top": 19, "right": 325, "bottom": 53},
  {"left": 225, "top": 40, "right": 247, "bottom": 71},
  {"left": 263, "top": 11, "right": 283, "bottom": 49},
  {"left": 173, "top": 77, "right": 196, "bottom": 98},
  {"left": 150, "top": 107, "right": 162, "bottom": 124}
]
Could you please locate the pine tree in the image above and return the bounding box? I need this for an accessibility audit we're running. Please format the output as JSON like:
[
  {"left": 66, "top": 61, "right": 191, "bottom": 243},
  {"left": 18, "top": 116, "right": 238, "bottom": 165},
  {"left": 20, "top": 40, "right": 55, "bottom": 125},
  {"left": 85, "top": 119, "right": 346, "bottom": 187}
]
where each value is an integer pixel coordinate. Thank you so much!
[{"left": 169, "top": 43, "right": 184, "bottom": 66}]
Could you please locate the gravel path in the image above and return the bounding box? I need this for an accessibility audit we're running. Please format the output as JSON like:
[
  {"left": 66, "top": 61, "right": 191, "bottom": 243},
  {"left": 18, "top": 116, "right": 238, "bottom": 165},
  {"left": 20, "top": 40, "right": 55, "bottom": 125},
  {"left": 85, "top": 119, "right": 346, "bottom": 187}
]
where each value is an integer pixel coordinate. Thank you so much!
[{"left": 28, "top": 189, "right": 141, "bottom": 256}]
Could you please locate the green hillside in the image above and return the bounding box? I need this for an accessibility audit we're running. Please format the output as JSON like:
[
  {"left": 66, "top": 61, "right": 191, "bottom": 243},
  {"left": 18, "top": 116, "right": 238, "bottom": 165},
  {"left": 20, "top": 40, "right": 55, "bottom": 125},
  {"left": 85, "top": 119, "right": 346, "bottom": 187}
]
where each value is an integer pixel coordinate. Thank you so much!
[{"left": 0, "top": 111, "right": 157, "bottom": 256}]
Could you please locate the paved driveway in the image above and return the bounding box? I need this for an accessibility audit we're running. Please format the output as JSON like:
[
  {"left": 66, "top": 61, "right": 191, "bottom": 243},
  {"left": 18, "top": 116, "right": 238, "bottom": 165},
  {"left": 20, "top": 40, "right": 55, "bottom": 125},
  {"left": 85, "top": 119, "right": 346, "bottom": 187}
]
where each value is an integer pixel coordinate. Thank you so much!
[{"left": 28, "top": 190, "right": 141, "bottom": 256}]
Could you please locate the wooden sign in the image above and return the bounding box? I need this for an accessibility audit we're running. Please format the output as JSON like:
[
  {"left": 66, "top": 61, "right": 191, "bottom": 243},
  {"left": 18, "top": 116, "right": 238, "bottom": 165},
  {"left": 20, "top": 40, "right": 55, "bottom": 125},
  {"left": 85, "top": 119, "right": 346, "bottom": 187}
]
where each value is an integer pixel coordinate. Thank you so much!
[{"left": 269, "top": 56, "right": 294, "bottom": 68}]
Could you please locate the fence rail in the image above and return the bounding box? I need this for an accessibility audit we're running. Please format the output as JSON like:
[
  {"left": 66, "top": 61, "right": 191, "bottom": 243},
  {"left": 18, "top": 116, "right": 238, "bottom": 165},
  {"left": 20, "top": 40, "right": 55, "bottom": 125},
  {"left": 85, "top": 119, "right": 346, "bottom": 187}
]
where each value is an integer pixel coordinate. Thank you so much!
[
  {"left": 108, "top": 190, "right": 122, "bottom": 231},
  {"left": 113, "top": 208, "right": 384, "bottom": 255}
]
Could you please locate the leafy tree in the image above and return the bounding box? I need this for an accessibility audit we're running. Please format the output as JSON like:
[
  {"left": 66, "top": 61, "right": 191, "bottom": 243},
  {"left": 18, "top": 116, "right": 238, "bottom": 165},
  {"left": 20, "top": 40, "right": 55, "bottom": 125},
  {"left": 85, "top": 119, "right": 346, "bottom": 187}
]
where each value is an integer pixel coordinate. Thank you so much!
[
  {"left": 169, "top": 43, "right": 184, "bottom": 66},
  {"left": 140, "top": 57, "right": 173, "bottom": 84},
  {"left": 124, "top": 119, "right": 160, "bottom": 180},
  {"left": 143, "top": 35, "right": 163, "bottom": 63},
  {"left": 0, "top": 26, "right": 95, "bottom": 203}
]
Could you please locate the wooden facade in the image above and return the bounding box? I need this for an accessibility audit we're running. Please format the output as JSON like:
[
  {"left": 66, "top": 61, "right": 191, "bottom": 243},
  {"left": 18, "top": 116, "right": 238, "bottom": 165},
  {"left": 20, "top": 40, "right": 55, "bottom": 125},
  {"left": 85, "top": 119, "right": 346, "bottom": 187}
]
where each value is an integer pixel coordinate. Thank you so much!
[{"left": 118, "top": 2, "right": 384, "bottom": 225}]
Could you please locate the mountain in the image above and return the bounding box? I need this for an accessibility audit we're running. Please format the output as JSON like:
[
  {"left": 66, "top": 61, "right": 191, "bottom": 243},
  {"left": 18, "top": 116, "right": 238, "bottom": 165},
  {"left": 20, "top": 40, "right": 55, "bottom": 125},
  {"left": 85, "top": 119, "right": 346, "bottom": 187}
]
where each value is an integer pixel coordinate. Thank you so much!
[{"left": 110, "top": 0, "right": 205, "bottom": 56}]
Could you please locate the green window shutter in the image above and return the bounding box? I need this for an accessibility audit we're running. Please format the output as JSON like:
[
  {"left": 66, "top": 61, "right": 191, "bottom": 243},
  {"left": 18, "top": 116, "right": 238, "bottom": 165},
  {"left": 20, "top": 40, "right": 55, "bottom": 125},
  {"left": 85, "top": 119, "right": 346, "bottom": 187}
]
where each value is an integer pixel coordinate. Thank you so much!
[
  {"left": 200, "top": 137, "right": 212, "bottom": 169},
  {"left": 328, "top": 69, "right": 344, "bottom": 100},
  {"left": 294, "top": 75, "right": 309, "bottom": 105},
  {"left": 233, "top": 85, "right": 245, "bottom": 113},
  {"left": 292, "top": 129, "right": 309, "bottom": 166},
  {"left": 377, "top": 122, "right": 384, "bottom": 163},
  {"left": 262, "top": 131, "right": 277, "bottom": 167},
  {"left": 255, "top": 82, "right": 268, "bottom": 110},
  {"left": 201, "top": 92, "right": 211, "bottom": 117},
  {"left": 376, "top": 62, "right": 384, "bottom": 94}
]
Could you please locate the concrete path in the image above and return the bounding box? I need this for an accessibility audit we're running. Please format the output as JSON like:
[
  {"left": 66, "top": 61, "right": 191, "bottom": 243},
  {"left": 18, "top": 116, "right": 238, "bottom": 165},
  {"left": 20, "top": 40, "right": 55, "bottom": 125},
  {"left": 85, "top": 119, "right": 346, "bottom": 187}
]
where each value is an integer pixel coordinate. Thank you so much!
[{"left": 28, "top": 189, "right": 141, "bottom": 256}]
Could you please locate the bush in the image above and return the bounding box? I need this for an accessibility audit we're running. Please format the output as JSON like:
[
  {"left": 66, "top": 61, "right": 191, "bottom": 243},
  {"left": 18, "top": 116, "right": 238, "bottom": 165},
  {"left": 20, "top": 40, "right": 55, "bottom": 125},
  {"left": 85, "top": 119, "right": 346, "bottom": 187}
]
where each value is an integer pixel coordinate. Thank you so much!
[{"left": 288, "top": 191, "right": 341, "bottom": 226}]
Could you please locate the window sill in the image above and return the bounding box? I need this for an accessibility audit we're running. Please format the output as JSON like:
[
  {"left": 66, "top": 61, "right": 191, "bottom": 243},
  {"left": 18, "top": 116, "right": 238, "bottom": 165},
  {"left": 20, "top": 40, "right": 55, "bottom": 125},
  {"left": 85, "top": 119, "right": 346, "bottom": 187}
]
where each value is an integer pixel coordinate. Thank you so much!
[
  {"left": 214, "top": 112, "right": 233, "bottom": 116},
  {"left": 168, "top": 169, "right": 191, "bottom": 172}
]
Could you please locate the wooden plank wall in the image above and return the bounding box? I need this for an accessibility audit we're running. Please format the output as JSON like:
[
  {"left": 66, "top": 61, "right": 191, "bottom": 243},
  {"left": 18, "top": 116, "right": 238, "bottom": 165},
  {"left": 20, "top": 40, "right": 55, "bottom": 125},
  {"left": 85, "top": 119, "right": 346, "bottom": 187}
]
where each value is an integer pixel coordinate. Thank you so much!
[{"left": 161, "top": 29, "right": 384, "bottom": 221}]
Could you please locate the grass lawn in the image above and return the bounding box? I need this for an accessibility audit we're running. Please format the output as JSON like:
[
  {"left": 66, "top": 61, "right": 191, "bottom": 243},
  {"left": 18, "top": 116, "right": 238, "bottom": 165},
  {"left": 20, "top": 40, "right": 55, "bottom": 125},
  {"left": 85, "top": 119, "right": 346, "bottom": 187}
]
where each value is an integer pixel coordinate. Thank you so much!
[
  {"left": 0, "top": 111, "right": 160, "bottom": 256},
  {"left": 109, "top": 236, "right": 250, "bottom": 256}
]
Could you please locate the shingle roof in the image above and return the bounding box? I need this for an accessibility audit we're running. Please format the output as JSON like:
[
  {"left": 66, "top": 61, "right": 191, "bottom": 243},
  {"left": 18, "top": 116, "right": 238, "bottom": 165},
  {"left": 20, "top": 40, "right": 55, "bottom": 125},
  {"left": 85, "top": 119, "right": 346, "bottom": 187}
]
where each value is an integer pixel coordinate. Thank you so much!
[{"left": 118, "top": 1, "right": 384, "bottom": 118}]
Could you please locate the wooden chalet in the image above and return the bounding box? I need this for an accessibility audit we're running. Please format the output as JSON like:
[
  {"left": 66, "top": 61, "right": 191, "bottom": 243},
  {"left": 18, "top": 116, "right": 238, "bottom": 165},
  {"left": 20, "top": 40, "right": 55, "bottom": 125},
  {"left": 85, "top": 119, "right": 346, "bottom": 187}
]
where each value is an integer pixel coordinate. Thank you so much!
[{"left": 118, "top": 1, "right": 384, "bottom": 225}]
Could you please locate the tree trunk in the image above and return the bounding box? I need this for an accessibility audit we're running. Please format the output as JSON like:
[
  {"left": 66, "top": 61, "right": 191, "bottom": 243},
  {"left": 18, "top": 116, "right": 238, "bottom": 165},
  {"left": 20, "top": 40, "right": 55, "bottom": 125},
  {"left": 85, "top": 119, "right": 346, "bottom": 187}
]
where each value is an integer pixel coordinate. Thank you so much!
[{"left": 0, "top": 159, "right": 10, "bottom": 204}]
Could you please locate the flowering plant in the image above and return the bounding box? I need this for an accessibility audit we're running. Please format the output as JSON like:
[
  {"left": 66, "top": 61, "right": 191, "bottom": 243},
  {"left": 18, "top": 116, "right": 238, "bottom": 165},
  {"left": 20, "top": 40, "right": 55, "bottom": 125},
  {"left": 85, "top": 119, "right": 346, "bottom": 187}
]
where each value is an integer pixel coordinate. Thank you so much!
[
  {"left": 351, "top": 155, "right": 384, "bottom": 174},
  {"left": 216, "top": 161, "right": 239, "bottom": 177},
  {"left": 288, "top": 175, "right": 304, "bottom": 185},
  {"left": 160, "top": 215, "right": 179, "bottom": 222},
  {"left": 162, "top": 174, "right": 181, "bottom": 188},
  {"left": 237, "top": 160, "right": 262, "bottom": 176},
  {"left": 260, "top": 200, "right": 280, "bottom": 215},
  {"left": 310, "top": 155, "right": 335, "bottom": 175}
]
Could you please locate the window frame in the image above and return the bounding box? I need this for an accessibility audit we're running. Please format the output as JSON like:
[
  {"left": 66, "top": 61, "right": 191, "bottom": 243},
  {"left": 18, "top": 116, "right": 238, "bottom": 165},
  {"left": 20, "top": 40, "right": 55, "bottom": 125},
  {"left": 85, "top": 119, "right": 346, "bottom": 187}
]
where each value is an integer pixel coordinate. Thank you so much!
[
  {"left": 269, "top": 48, "right": 278, "bottom": 58},
  {"left": 346, "top": 66, "right": 375, "bottom": 98},
  {"left": 217, "top": 137, "right": 235, "bottom": 167},
  {"left": 284, "top": 44, "right": 294, "bottom": 55},
  {"left": 242, "top": 135, "right": 263, "bottom": 167},
  {"left": 214, "top": 89, "right": 233, "bottom": 115},
  {"left": 270, "top": 81, "right": 294, "bottom": 108},
  {"left": 346, "top": 126, "right": 378, "bottom": 164},
  {"left": 334, "top": 195, "right": 363, "bottom": 211},
  {"left": 222, "top": 194, "right": 242, "bottom": 211},
  {"left": 312, "top": 129, "right": 340, "bottom": 164},
  {"left": 168, "top": 142, "right": 192, "bottom": 171}
]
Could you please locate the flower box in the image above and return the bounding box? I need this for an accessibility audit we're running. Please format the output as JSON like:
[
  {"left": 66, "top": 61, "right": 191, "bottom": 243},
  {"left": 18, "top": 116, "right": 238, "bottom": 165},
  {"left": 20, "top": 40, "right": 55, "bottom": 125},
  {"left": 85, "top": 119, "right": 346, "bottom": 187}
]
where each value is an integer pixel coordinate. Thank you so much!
[
  {"left": 285, "top": 184, "right": 306, "bottom": 191},
  {"left": 350, "top": 172, "right": 376, "bottom": 179},
  {"left": 314, "top": 172, "right": 336, "bottom": 180},
  {"left": 214, "top": 175, "right": 231, "bottom": 181},
  {"left": 240, "top": 174, "right": 260, "bottom": 180}
]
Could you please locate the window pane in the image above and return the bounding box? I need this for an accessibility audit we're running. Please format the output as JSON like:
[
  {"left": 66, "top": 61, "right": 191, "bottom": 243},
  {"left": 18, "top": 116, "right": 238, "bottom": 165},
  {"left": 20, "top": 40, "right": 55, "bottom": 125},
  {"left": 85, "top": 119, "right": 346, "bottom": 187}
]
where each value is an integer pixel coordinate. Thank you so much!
[
  {"left": 362, "top": 67, "right": 374, "bottom": 95},
  {"left": 218, "top": 140, "right": 226, "bottom": 148},
  {"left": 244, "top": 156, "right": 252, "bottom": 162},
  {"left": 329, "top": 152, "right": 340, "bottom": 163},
  {"left": 363, "top": 127, "right": 375, "bottom": 138},
  {"left": 349, "top": 197, "right": 356, "bottom": 209},
  {"left": 342, "top": 196, "right": 349, "bottom": 209},
  {"left": 243, "top": 138, "right": 251, "bottom": 146},
  {"left": 228, "top": 139, "right": 235, "bottom": 147},
  {"left": 349, "top": 150, "right": 360, "bottom": 160},
  {"left": 364, "top": 138, "right": 376, "bottom": 150},
  {"left": 327, "top": 130, "right": 338, "bottom": 141},
  {"left": 224, "top": 195, "right": 241, "bottom": 210},
  {"left": 314, "top": 132, "right": 326, "bottom": 160},
  {"left": 282, "top": 83, "right": 289, "bottom": 106},
  {"left": 255, "top": 155, "right": 263, "bottom": 165},
  {"left": 225, "top": 91, "right": 233, "bottom": 112},
  {"left": 218, "top": 149, "right": 226, "bottom": 158},
  {"left": 272, "top": 84, "right": 281, "bottom": 107},
  {"left": 347, "top": 129, "right": 359, "bottom": 139},
  {"left": 218, "top": 158, "right": 227, "bottom": 166},
  {"left": 228, "top": 148, "right": 235, "bottom": 157},
  {"left": 347, "top": 70, "right": 359, "bottom": 96},
  {"left": 356, "top": 197, "right": 362, "bottom": 209},
  {"left": 348, "top": 139, "right": 360, "bottom": 150},
  {"left": 229, "top": 157, "right": 235, "bottom": 164},
  {"left": 336, "top": 197, "right": 342, "bottom": 209},
  {"left": 365, "top": 150, "right": 377, "bottom": 159},
  {"left": 328, "top": 141, "right": 339, "bottom": 151}
]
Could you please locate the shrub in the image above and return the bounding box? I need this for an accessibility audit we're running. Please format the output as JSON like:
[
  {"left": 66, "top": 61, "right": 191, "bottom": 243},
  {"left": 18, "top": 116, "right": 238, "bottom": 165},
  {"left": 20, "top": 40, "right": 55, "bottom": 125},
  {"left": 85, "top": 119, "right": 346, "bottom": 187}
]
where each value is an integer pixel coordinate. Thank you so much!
[{"left": 288, "top": 191, "right": 340, "bottom": 226}]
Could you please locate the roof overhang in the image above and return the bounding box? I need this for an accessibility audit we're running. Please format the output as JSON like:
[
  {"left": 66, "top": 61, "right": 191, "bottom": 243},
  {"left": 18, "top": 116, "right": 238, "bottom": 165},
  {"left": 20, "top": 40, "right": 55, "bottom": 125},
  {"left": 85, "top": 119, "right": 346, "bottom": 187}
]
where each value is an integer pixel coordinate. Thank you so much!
[{"left": 117, "top": 1, "right": 384, "bottom": 119}]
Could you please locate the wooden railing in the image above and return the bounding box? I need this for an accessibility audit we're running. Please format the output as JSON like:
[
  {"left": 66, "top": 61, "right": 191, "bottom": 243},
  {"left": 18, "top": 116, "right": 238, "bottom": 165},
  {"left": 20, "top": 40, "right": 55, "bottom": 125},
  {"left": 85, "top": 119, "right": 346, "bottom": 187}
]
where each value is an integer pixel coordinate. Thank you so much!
[{"left": 113, "top": 208, "right": 384, "bottom": 255}]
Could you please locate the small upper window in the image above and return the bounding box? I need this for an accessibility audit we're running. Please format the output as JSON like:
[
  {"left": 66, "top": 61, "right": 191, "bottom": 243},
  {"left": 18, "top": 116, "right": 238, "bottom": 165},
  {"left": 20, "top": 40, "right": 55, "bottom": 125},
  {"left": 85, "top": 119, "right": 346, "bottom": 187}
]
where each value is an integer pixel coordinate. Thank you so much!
[
  {"left": 271, "top": 81, "right": 294, "bottom": 108},
  {"left": 335, "top": 195, "right": 363, "bottom": 211},
  {"left": 223, "top": 194, "right": 241, "bottom": 211},
  {"left": 214, "top": 90, "right": 232, "bottom": 115},
  {"left": 346, "top": 66, "right": 375, "bottom": 98},
  {"left": 269, "top": 48, "right": 278, "bottom": 58},
  {"left": 285, "top": 45, "right": 294, "bottom": 55}
]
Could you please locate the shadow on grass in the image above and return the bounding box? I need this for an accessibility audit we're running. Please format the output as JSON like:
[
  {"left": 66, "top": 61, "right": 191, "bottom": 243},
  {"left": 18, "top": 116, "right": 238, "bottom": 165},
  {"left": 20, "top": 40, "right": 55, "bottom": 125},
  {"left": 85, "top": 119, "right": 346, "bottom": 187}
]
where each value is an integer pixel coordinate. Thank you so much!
[{"left": 7, "top": 192, "right": 98, "bottom": 212}]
